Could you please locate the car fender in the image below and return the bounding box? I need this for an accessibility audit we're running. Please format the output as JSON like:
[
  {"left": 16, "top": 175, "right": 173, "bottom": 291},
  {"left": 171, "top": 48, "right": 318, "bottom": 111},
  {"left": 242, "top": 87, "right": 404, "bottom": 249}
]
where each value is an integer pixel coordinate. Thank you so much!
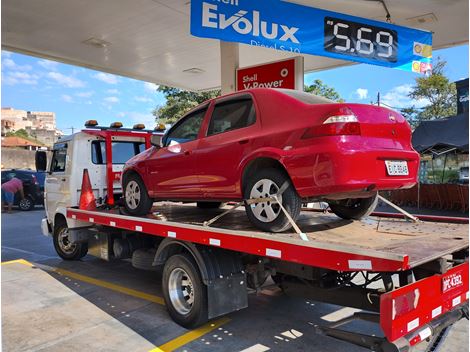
[
  {"left": 53, "top": 206, "right": 89, "bottom": 230},
  {"left": 237, "top": 147, "right": 293, "bottom": 193}
]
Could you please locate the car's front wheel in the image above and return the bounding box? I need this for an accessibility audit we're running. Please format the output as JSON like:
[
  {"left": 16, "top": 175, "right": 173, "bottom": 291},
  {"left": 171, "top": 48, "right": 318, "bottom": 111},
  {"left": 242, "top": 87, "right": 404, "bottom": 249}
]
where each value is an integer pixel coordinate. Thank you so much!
[
  {"left": 123, "top": 173, "right": 153, "bottom": 216},
  {"left": 244, "top": 169, "right": 301, "bottom": 233},
  {"left": 328, "top": 192, "right": 379, "bottom": 220}
]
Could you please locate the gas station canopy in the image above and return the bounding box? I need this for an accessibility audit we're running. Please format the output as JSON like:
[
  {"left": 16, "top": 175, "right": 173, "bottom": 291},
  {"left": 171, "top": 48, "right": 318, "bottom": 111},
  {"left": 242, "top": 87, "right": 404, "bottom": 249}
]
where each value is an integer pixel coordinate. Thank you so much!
[{"left": 2, "top": 0, "right": 468, "bottom": 91}]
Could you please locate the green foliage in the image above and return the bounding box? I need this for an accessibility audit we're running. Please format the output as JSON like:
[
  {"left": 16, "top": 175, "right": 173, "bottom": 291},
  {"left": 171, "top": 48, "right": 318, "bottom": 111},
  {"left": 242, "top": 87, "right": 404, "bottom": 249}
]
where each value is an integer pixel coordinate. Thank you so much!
[
  {"left": 403, "top": 58, "right": 457, "bottom": 127},
  {"left": 153, "top": 86, "right": 220, "bottom": 125},
  {"left": 304, "top": 79, "right": 344, "bottom": 102},
  {"left": 6, "top": 128, "right": 29, "bottom": 138}
]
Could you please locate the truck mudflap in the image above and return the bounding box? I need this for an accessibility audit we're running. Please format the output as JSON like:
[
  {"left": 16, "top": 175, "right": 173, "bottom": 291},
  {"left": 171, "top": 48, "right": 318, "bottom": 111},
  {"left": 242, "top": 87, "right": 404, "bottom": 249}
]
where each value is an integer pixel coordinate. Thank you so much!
[{"left": 380, "top": 261, "right": 469, "bottom": 347}]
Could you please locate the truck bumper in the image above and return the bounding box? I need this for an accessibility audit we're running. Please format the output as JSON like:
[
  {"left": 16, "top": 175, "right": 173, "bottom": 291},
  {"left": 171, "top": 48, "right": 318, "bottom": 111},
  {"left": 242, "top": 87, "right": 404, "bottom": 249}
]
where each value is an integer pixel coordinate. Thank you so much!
[{"left": 41, "top": 218, "right": 52, "bottom": 237}]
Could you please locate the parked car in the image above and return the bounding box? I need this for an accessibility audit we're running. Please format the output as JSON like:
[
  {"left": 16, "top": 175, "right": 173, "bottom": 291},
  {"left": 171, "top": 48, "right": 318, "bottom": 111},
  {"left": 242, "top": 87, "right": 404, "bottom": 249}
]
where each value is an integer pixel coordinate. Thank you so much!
[
  {"left": 1, "top": 169, "right": 44, "bottom": 210},
  {"left": 122, "top": 88, "right": 419, "bottom": 232}
]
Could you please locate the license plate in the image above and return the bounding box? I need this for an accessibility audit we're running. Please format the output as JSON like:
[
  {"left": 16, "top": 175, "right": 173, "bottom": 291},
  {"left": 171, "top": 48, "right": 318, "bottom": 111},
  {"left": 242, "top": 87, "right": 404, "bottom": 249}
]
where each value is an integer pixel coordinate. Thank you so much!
[
  {"left": 385, "top": 160, "right": 409, "bottom": 176},
  {"left": 442, "top": 270, "right": 464, "bottom": 294}
]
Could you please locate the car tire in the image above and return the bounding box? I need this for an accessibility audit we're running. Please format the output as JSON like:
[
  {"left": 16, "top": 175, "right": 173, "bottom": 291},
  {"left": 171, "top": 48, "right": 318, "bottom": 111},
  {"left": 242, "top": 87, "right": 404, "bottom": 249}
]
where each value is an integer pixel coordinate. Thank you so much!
[
  {"left": 123, "top": 173, "right": 153, "bottom": 216},
  {"left": 18, "top": 196, "right": 34, "bottom": 211},
  {"left": 162, "top": 253, "right": 208, "bottom": 328},
  {"left": 53, "top": 218, "right": 88, "bottom": 260},
  {"left": 328, "top": 192, "right": 379, "bottom": 220},
  {"left": 244, "top": 168, "right": 301, "bottom": 233},
  {"left": 196, "top": 202, "right": 222, "bottom": 209}
]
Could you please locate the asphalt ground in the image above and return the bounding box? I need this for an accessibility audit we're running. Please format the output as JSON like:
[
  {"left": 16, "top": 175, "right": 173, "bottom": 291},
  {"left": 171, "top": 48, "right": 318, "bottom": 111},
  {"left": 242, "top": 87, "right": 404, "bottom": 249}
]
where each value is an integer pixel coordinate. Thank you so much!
[{"left": 1, "top": 208, "right": 468, "bottom": 352}]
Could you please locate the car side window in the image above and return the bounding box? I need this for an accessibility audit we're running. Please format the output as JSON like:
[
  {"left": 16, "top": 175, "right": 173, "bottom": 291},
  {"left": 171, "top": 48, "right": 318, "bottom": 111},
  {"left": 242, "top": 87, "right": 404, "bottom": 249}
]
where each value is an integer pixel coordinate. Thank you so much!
[
  {"left": 207, "top": 98, "right": 256, "bottom": 136},
  {"left": 163, "top": 108, "right": 207, "bottom": 147},
  {"left": 50, "top": 143, "right": 67, "bottom": 173}
]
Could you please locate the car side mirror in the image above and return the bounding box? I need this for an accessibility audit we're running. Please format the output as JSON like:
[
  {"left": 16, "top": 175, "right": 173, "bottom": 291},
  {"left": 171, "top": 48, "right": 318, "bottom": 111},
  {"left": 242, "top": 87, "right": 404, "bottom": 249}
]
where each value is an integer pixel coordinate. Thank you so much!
[
  {"left": 35, "top": 151, "right": 47, "bottom": 172},
  {"left": 150, "top": 134, "right": 162, "bottom": 148}
]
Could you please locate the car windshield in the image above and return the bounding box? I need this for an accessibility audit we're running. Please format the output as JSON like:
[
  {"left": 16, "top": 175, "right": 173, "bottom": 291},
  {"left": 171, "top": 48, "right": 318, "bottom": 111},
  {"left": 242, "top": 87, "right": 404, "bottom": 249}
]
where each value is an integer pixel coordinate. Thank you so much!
[{"left": 276, "top": 89, "right": 334, "bottom": 104}]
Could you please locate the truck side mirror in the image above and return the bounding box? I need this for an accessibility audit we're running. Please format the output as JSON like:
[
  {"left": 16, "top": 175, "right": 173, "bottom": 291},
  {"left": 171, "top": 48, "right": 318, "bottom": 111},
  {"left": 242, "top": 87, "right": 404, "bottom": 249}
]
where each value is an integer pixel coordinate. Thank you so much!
[
  {"left": 150, "top": 135, "right": 162, "bottom": 148},
  {"left": 35, "top": 151, "right": 47, "bottom": 172}
]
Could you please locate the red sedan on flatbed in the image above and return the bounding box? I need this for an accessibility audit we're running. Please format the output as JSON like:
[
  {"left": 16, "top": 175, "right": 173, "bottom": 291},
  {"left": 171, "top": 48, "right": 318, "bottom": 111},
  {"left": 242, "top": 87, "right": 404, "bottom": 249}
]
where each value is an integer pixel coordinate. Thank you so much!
[{"left": 122, "top": 88, "right": 419, "bottom": 232}]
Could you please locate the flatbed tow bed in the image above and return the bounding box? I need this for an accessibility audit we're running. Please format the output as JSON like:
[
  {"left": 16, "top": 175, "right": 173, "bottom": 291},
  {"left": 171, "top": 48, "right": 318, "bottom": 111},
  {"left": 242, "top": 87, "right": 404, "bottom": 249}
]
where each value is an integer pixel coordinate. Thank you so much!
[{"left": 66, "top": 204, "right": 469, "bottom": 352}]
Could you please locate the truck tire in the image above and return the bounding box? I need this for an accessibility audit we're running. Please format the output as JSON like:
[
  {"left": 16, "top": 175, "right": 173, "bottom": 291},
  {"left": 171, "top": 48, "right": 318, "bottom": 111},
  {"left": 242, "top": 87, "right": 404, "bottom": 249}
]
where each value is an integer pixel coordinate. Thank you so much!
[
  {"left": 131, "top": 248, "right": 159, "bottom": 271},
  {"left": 19, "top": 196, "right": 35, "bottom": 211},
  {"left": 196, "top": 202, "right": 222, "bottom": 209},
  {"left": 162, "top": 253, "right": 208, "bottom": 328},
  {"left": 329, "top": 192, "right": 379, "bottom": 220},
  {"left": 53, "top": 218, "right": 88, "bottom": 260},
  {"left": 123, "top": 173, "right": 153, "bottom": 216},
  {"left": 244, "top": 168, "right": 301, "bottom": 233}
]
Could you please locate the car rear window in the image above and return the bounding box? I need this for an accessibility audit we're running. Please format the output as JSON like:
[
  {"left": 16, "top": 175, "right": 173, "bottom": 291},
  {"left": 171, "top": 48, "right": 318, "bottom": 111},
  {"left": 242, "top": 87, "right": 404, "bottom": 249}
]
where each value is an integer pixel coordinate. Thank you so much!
[
  {"left": 207, "top": 98, "right": 256, "bottom": 136},
  {"left": 277, "top": 89, "right": 334, "bottom": 104}
]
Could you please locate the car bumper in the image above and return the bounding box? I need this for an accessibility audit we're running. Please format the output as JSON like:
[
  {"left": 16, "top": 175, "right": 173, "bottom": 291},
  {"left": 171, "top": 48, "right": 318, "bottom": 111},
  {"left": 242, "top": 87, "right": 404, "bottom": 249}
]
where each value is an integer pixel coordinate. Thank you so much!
[
  {"left": 284, "top": 139, "right": 419, "bottom": 199},
  {"left": 41, "top": 218, "right": 52, "bottom": 237}
]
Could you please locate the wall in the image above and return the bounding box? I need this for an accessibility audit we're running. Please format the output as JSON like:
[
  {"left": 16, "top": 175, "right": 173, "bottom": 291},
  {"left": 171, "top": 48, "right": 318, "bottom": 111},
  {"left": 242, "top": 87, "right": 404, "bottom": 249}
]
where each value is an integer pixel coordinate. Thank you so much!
[{"left": 1, "top": 148, "right": 51, "bottom": 170}]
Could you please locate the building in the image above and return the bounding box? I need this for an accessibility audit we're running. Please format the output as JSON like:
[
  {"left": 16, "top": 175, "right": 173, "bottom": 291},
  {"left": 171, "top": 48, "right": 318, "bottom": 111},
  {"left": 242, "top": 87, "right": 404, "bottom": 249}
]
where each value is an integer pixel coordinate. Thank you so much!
[
  {"left": 1, "top": 136, "right": 44, "bottom": 151},
  {"left": 1, "top": 107, "right": 61, "bottom": 147}
]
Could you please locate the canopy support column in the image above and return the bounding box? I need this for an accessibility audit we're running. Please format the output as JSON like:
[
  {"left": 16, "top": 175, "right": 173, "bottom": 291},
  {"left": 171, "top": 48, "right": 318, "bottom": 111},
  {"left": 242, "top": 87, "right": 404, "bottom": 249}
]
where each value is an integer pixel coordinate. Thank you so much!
[{"left": 220, "top": 41, "right": 239, "bottom": 95}]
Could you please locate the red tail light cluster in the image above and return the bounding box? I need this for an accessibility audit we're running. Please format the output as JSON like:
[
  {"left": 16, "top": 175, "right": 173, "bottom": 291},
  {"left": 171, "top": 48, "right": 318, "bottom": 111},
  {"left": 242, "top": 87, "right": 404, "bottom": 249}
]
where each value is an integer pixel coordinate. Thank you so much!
[{"left": 302, "top": 107, "right": 361, "bottom": 139}]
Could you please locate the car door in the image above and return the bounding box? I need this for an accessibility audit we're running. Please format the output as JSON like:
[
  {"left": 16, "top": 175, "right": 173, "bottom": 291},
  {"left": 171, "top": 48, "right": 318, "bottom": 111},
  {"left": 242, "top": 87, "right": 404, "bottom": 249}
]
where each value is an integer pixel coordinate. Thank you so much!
[
  {"left": 45, "top": 142, "right": 70, "bottom": 222},
  {"left": 195, "top": 95, "right": 258, "bottom": 199},
  {"left": 146, "top": 107, "right": 207, "bottom": 199}
]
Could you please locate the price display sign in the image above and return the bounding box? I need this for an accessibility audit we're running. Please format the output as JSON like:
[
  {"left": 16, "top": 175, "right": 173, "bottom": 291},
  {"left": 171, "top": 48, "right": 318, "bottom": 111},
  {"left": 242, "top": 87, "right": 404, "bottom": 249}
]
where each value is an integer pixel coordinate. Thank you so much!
[{"left": 191, "top": 0, "right": 432, "bottom": 73}]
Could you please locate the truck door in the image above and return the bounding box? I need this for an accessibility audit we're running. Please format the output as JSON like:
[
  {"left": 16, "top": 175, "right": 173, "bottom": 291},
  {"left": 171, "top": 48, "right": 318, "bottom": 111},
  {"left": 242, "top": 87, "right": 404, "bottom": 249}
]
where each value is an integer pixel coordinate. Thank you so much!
[{"left": 45, "top": 142, "right": 70, "bottom": 225}]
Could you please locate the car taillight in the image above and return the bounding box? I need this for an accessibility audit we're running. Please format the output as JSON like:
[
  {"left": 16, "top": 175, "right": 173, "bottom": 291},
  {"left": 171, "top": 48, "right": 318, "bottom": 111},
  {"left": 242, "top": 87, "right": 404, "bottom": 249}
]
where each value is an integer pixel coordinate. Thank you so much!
[{"left": 302, "top": 108, "right": 361, "bottom": 138}]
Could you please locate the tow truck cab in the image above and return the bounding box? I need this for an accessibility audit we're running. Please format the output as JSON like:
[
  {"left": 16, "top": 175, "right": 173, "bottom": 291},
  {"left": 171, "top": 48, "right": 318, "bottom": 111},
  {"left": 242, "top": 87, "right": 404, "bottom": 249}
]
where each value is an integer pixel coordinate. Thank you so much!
[{"left": 38, "top": 122, "right": 163, "bottom": 234}]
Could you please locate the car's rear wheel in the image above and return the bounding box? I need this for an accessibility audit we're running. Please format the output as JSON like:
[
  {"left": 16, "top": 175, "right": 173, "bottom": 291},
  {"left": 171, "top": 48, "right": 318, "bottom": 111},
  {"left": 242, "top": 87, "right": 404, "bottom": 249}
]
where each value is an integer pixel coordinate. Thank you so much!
[
  {"left": 18, "top": 196, "right": 34, "bottom": 211},
  {"left": 244, "top": 169, "right": 301, "bottom": 233},
  {"left": 123, "top": 173, "right": 153, "bottom": 216},
  {"left": 328, "top": 192, "right": 379, "bottom": 220}
]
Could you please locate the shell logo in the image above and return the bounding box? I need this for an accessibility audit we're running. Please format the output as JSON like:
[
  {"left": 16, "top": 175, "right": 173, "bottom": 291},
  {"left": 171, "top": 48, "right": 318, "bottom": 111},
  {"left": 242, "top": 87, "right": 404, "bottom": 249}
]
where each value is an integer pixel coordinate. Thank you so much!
[{"left": 280, "top": 68, "right": 289, "bottom": 78}]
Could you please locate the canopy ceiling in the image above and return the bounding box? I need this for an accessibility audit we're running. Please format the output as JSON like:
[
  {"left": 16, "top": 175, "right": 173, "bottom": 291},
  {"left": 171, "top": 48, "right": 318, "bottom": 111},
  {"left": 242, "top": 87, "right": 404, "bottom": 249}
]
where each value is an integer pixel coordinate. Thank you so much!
[{"left": 2, "top": 0, "right": 468, "bottom": 90}]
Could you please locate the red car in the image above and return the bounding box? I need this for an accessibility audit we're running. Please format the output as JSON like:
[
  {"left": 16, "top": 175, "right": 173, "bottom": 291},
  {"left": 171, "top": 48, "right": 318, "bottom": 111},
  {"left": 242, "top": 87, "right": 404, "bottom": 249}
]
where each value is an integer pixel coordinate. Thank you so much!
[{"left": 122, "top": 89, "right": 419, "bottom": 232}]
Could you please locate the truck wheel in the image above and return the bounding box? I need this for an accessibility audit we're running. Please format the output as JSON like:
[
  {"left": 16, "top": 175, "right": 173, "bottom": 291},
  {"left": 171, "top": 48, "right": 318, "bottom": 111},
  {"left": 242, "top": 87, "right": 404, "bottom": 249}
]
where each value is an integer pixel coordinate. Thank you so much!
[
  {"left": 196, "top": 202, "right": 222, "bottom": 209},
  {"left": 123, "top": 173, "right": 153, "bottom": 216},
  {"left": 162, "top": 253, "right": 208, "bottom": 328},
  {"left": 328, "top": 192, "right": 379, "bottom": 220},
  {"left": 244, "top": 168, "right": 301, "bottom": 233},
  {"left": 53, "top": 219, "right": 88, "bottom": 260},
  {"left": 19, "top": 196, "right": 34, "bottom": 211}
]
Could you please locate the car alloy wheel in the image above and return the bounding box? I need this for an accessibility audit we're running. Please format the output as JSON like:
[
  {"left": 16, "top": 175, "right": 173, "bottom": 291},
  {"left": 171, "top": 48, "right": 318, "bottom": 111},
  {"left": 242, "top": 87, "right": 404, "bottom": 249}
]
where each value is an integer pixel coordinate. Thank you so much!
[
  {"left": 125, "top": 180, "right": 141, "bottom": 210},
  {"left": 19, "top": 197, "right": 33, "bottom": 211},
  {"left": 249, "top": 178, "right": 283, "bottom": 223},
  {"left": 168, "top": 267, "right": 195, "bottom": 315}
]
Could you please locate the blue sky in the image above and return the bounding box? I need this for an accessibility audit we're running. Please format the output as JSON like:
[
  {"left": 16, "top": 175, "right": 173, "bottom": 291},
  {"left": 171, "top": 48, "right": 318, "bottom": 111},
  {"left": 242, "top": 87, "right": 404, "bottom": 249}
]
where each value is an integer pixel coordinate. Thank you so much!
[{"left": 1, "top": 44, "right": 468, "bottom": 132}]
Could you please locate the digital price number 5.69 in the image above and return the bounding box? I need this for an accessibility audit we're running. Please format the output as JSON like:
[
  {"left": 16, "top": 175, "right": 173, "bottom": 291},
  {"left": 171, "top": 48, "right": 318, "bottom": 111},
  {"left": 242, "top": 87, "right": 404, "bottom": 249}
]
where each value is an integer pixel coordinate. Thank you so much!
[{"left": 324, "top": 17, "right": 398, "bottom": 63}]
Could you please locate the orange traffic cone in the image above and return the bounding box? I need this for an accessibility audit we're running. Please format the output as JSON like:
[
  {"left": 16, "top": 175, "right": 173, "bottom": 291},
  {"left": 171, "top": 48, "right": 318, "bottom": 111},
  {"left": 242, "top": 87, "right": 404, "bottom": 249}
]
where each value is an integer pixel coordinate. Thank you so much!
[{"left": 79, "top": 168, "right": 96, "bottom": 210}]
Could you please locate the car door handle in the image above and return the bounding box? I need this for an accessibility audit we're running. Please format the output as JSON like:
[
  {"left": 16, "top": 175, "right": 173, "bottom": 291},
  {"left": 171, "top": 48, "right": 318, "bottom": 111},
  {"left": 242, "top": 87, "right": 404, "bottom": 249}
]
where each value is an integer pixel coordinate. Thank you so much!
[
  {"left": 61, "top": 178, "right": 67, "bottom": 182},
  {"left": 184, "top": 150, "right": 191, "bottom": 156},
  {"left": 239, "top": 139, "right": 249, "bottom": 145}
]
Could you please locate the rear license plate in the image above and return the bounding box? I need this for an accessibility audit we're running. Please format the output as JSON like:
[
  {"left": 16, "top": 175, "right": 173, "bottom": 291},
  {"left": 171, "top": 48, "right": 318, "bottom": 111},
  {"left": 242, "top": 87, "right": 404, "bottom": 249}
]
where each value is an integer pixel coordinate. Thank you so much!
[
  {"left": 442, "top": 270, "right": 463, "bottom": 294},
  {"left": 385, "top": 160, "right": 409, "bottom": 176}
]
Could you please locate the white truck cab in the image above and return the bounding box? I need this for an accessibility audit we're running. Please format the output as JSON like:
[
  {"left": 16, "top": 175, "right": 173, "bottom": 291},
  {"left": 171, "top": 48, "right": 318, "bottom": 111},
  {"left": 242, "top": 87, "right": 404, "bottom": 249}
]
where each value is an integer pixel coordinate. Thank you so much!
[{"left": 38, "top": 122, "right": 162, "bottom": 238}]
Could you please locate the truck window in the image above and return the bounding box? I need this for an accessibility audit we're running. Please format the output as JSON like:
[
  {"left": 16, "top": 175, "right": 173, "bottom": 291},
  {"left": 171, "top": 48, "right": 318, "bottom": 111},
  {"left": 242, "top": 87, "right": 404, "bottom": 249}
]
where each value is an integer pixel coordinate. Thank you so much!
[
  {"left": 91, "top": 141, "right": 145, "bottom": 164},
  {"left": 51, "top": 143, "right": 67, "bottom": 173}
]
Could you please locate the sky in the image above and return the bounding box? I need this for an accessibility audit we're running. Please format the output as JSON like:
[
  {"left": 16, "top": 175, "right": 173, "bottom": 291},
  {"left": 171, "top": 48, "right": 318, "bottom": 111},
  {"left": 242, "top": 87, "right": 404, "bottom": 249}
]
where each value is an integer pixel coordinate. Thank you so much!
[{"left": 1, "top": 44, "right": 468, "bottom": 133}]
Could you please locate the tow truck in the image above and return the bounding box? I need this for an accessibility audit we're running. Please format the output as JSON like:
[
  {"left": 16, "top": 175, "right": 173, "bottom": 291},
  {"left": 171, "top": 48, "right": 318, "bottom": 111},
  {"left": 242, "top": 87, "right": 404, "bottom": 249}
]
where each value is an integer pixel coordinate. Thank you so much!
[{"left": 35, "top": 121, "right": 469, "bottom": 352}]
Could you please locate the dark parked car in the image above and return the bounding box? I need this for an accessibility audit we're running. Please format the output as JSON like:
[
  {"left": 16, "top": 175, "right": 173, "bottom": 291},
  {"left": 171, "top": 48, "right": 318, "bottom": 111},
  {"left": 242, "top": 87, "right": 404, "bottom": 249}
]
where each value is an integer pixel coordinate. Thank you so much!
[{"left": 1, "top": 169, "right": 44, "bottom": 210}]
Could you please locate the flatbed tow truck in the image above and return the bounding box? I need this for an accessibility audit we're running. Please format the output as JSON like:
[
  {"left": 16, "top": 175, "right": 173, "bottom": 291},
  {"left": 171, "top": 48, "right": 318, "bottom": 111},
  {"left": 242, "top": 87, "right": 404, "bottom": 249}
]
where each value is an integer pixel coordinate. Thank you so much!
[{"left": 36, "top": 123, "right": 469, "bottom": 352}]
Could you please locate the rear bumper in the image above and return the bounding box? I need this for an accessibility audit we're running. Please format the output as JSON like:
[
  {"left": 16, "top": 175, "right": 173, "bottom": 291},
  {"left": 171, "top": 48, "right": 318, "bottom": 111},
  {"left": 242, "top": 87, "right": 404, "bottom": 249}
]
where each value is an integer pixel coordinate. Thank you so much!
[{"left": 284, "top": 140, "right": 419, "bottom": 199}]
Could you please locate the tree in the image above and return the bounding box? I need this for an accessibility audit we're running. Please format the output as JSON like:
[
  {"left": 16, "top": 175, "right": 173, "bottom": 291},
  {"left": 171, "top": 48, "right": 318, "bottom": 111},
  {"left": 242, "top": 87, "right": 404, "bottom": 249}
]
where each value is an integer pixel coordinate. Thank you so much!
[
  {"left": 304, "top": 79, "right": 343, "bottom": 102},
  {"left": 403, "top": 58, "right": 457, "bottom": 127},
  {"left": 153, "top": 86, "right": 220, "bottom": 125},
  {"left": 6, "top": 128, "right": 29, "bottom": 138}
]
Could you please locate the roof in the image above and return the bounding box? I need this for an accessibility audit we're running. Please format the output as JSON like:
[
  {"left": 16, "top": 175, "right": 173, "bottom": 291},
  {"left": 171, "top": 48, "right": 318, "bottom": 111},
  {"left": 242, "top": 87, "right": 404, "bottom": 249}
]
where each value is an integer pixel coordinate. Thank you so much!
[
  {"left": 2, "top": 0, "right": 468, "bottom": 91},
  {"left": 1, "top": 136, "right": 44, "bottom": 148},
  {"left": 412, "top": 113, "right": 469, "bottom": 153}
]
